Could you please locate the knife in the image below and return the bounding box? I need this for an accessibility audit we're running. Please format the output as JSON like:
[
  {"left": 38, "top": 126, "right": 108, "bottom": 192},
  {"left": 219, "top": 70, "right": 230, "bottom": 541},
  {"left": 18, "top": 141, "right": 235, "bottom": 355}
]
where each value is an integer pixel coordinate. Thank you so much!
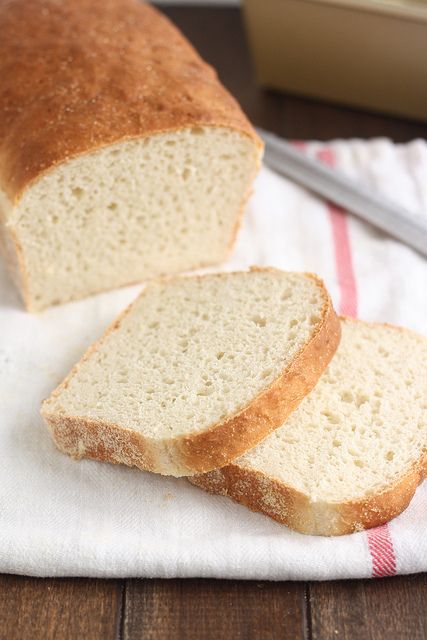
[{"left": 257, "top": 128, "right": 427, "bottom": 258}]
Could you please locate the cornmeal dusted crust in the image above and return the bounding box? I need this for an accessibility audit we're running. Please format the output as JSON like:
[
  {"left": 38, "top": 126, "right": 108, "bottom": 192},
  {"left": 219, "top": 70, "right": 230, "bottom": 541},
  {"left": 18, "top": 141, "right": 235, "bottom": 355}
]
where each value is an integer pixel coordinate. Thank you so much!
[{"left": 190, "top": 453, "right": 427, "bottom": 535}]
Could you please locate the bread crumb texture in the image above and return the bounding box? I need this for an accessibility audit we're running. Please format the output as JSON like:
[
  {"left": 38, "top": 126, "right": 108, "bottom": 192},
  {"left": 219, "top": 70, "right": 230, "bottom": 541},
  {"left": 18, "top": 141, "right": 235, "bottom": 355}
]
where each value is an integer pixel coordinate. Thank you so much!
[
  {"left": 192, "top": 319, "right": 427, "bottom": 534},
  {"left": 4, "top": 129, "right": 258, "bottom": 309},
  {"left": 240, "top": 319, "right": 427, "bottom": 500},
  {"left": 43, "top": 271, "right": 325, "bottom": 437}
]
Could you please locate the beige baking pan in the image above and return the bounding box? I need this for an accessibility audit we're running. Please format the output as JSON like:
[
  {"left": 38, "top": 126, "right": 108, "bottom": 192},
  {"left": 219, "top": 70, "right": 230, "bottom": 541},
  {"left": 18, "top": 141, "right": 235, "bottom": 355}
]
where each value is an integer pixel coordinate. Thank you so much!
[{"left": 243, "top": 0, "right": 427, "bottom": 121}]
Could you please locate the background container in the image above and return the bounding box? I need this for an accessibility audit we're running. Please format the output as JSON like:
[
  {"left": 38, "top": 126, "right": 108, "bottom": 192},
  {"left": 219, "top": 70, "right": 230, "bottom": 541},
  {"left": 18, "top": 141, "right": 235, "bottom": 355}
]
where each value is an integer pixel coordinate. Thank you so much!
[{"left": 243, "top": 0, "right": 427, "bottom": 121}]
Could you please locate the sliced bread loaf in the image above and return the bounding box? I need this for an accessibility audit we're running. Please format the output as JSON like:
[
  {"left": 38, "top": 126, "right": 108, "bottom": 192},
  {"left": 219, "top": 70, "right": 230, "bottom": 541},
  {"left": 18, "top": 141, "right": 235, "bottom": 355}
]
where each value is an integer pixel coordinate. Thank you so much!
[
  {"left": 190, "top": 318, "right": 427, "bottom": 534},
  {"left": 41, "top": 268, "right": 340, "bottom": 476},
  {"left": 0, "top": 0, "right": 262, "bottom": 310}
]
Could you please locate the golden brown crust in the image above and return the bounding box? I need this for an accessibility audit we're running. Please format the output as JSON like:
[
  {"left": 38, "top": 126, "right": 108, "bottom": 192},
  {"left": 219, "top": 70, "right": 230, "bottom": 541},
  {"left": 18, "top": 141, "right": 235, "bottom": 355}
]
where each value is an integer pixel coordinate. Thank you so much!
[
  {"left": 190, "top": 449, "right": 427, "bottom": 536},
  {"left": 0, "top": 0, "right": 262, "bottom": 203},
  {"left": 41, "top": 269, "right": 340, "bottom": 476},
  {"left": 336, "top": 454, "right": 427, "bottom": 534},
  {"left": 45, "top": 414, "right": 158, "bottom": 473},
  {"left": 178, "top": 278, "right": 340, "bottom": 472},
  {"left": 190, "top": 465, "right": 315, "bottom": 531}
]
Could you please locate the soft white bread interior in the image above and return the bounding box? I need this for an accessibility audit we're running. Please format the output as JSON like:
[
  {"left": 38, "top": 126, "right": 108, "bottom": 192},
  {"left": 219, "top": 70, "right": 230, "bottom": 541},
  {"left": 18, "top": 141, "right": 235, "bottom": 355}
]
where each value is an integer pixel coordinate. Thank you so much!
[
  {"left": 190, "top": 318, "right": 427, "bottom": 535},
  {"left": 41, "top": 268, "right": 340, "bottom": 477},
  {"left": 3, "top": 128, "right": 260, "bottom": 310}
]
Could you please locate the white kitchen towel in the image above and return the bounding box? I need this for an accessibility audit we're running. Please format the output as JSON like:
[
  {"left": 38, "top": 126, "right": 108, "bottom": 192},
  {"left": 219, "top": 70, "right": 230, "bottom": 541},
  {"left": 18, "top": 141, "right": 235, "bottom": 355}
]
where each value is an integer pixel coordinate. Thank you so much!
[{"left": 1, "top": 137, "right": 426, "bottom": 580}]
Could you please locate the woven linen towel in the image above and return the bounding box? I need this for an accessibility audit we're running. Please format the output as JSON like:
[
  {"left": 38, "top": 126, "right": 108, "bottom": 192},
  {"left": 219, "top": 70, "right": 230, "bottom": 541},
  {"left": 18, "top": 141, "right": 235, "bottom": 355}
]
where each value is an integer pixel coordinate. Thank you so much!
[{"left": 1, "top": 137, "right": 426, "bottom": 580}]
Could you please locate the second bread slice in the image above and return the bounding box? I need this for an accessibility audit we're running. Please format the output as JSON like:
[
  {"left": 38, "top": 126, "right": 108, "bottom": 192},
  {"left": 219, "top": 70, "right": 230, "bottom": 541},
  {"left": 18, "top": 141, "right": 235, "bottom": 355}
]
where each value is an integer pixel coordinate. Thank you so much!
[
  {"left": 190, "top": 318, "right": 427, "bottom": 533},
  {"left": 41, "top": 268, "right": 340, "bottom": 476}
]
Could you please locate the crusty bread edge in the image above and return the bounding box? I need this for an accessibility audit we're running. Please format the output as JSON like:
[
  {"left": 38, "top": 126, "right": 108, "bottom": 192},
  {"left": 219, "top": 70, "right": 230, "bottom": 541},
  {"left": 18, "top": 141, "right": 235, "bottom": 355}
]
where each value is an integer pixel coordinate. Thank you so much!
[
  {"left": 0, "top": 215, "right": 31, "bottom": 310},
  {"left": 189, "top": 448, "right": 426, "bottom": 536},
  {"left": 177, "top": 272, "right": 340, "bottom": 472},
  {"left": 41, "top": 268, "right": 340, "bottom": 477},
  {"left": 190, "top": 318, "right": 427, "bottom": 534}
]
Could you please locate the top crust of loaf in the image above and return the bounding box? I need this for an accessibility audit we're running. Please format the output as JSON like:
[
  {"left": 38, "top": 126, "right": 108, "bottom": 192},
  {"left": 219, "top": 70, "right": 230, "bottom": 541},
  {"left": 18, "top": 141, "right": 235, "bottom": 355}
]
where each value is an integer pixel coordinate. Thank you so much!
[{"left": 0, "top": 0, "right": 261, "bottom": 202}]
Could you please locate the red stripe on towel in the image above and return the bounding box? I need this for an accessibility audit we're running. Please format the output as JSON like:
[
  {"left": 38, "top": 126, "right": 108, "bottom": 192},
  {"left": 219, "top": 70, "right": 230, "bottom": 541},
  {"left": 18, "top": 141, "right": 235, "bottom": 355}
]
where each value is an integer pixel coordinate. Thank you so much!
[
  {"left": 367, "top": 525, "right": 398, "bottom": 577},
  {"left": 316, "top": 144, "right": 397, "bottom": 578},
  {"left": 316, "top": 147, "right": 357, "bottom": 318}
]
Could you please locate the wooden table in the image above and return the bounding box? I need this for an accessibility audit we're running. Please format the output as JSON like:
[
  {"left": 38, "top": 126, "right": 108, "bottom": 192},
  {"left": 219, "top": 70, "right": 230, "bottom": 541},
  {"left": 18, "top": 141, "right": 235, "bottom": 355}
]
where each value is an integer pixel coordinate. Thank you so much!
[{"left": 1, "top": 6, "right": 426, "bottom": 639}]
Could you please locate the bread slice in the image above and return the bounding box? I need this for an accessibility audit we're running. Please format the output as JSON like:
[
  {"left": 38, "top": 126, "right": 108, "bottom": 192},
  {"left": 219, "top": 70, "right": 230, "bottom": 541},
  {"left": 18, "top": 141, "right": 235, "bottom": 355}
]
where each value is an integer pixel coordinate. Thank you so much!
[
  {"left": 0, "top": 1, "right": 262, "bottom": 310},
  {"left": 190, "top": 318, "right": 427, "bottom": 535},
  {"left": 41, "top": 268, "right": 340, "bottom": 477}
]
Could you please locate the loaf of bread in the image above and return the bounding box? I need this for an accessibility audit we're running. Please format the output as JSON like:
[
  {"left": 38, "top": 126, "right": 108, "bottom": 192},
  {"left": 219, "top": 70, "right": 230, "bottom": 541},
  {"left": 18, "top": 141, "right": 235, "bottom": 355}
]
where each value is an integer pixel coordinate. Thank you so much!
[
  {"left": 190, "top": 318, "right": 427, "bottom": 535},
  {"left": 41, "top": 269, "right": 340, "bottom": 476},
  {"left": 0, "top": 0, "right": 262, "bottom": 310}
]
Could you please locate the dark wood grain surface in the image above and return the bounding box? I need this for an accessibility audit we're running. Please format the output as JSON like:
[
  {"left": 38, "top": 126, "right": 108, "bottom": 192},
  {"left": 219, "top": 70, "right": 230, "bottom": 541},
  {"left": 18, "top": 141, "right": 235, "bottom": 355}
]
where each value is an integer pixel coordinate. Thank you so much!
[
  {"left": 1, "top": 6, "right": 426, "bottom": 640},
  {"left": 0, "top": 575, "right": 124, "bottom": 639},
  {"left": 310, "top": 574, "right": 427, "bottom": 640},
  {"left": 124, "top": 579, "right": 307, "bottom": 639}
]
